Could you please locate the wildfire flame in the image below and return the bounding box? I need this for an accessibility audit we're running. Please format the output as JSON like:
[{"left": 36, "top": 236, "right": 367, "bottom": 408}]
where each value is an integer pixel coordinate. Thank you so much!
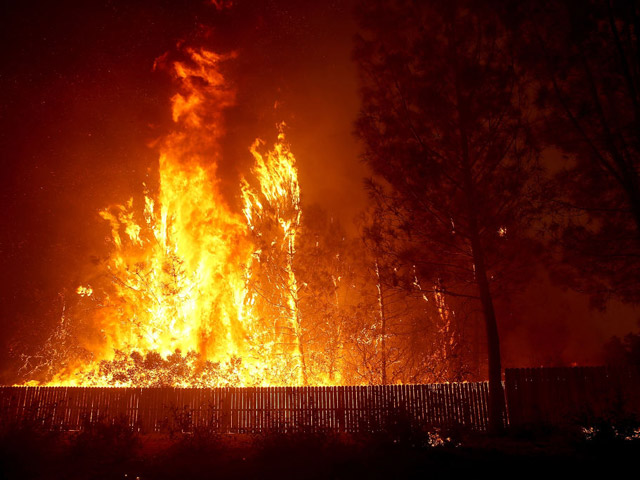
[
  {"left": 22, "top": 42, "right": 461, "bottom": 388},
  {"left": 242, "top": 125, "right": 306, "bottom": 384},
  {"left": 43, "top": 48, "right": 309, "bottom": 387}
]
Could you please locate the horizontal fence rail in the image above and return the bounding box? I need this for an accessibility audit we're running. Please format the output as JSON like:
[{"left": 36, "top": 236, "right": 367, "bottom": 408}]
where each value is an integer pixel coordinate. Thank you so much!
[{"left": 0, "top": 383, "right": 490, "bottom": 433}]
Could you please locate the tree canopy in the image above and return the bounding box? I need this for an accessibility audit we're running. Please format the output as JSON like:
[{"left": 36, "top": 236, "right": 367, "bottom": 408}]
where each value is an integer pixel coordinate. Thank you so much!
[{"left": 354, "top": 0, "right": 541, "bottom": 431}]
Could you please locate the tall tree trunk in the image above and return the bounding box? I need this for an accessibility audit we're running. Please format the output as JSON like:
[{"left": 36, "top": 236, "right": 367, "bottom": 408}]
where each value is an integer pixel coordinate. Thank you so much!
[
  {"left": 287, "top": 231, "right": 308, "bottom": 386},
  {"left": 469, "top": 230, "right": 506, "bottom": 433},
  {"left": 462, "top": 163, "right": 506, "bottom": 433},
  {"left": 456, "top": 83, "right": 506, "bottom": 433},
  {"left": 375, "top": 259, "right": 388, "bottom": 385}
]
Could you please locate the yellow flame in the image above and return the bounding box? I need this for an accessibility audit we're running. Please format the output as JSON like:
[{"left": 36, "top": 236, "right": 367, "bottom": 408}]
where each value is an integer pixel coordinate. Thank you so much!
[
  {"left": 44, "top": 49, "right": 309, "bottom": 388},
  {"left": 241, "top": 123, "right": 306, "bottom": 384}
]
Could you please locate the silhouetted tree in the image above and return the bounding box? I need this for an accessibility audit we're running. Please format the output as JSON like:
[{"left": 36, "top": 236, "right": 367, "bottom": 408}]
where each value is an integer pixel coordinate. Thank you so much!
[
  {"left": 354, "top": 0, "right": 540, "bottom": 431},
  {"left": 603, "top": 328, "right": 640, "bottom": 366},
  {"left": 511, "top": 0, "right": 640, "bottom": 306}
]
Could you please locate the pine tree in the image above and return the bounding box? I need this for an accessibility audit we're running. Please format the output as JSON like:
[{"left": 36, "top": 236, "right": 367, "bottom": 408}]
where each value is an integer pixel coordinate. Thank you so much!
[{"left": 354, "top": 0, "right": 539, "bottom": 432}]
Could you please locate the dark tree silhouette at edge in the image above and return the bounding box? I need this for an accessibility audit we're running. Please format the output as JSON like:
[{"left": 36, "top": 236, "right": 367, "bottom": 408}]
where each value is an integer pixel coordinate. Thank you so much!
[
  {"left": 354, "top": 0, "right": 539, "bottom": 432},
  {"left": 511, "top": 0, "right": 640, "bottom": 306}
]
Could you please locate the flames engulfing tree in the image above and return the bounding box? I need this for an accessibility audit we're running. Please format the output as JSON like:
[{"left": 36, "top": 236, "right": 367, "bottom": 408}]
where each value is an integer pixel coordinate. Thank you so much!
[
  {"left": 241, "top": 124, "right": 308, "bottom": 385},
  {"left": 354, "top": 0, "right": 539, "bottom": 431},
  {"left": 511, "top": 0, "right": 640, "bottom": 307}
]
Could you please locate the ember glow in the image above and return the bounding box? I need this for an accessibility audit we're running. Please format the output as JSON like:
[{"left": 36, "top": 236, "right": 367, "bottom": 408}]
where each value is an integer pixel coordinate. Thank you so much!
[{"left": 37, "top": 48, "right": 313, "bottom": 387}]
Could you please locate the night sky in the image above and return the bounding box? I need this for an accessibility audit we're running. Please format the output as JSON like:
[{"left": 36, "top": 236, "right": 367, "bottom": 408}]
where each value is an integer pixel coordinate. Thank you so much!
[{"left": 0, "top": 0, "right": 636, "bottom": 383}]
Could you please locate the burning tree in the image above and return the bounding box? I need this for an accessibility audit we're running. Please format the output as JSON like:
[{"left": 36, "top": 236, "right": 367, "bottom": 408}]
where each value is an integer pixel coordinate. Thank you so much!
[
  {"left": 354, "top": 0, "right": 540, "bottom": 431},
  {"left": 241, "top": 124, "right": 309, "bottom": 385},
  {"left": 20, "top": 45, "right": 322, "bottom": 387},
  {"left": 18, "top": 6, "right": 495, "bottom": 391},
  {"left": 23, "top": 39, "right": 390, "bottom": 389}
]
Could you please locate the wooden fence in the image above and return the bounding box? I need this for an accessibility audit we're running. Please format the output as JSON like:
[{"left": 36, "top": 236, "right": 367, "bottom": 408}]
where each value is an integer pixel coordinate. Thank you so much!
[
  {"left": 505, "top": 366, "right": 640, "bottom": 427},
  {"left": 3, "top": 367, "right": 638, "bottom": 433},
  {"left": 0, "top": 383, "right": 490, "bottom": 433}
]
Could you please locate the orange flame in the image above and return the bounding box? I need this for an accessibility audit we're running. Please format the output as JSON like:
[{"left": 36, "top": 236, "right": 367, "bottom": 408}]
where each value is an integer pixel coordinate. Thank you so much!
[
  {"left": 45, "top": 48, "right": 309, "bottom": 387},
  {"left": 242, "top": 124, "right": 307, "bottom": 384}
]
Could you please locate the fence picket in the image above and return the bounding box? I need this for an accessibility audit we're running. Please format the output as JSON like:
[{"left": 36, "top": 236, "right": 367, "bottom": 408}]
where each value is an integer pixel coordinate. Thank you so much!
[{"left": 7, "top": 368, "right": 634, "bottom": 433}]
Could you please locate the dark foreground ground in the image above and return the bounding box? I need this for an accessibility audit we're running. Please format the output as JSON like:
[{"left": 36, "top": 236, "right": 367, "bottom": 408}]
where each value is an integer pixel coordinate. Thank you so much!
[{"left": 1, "top": 420, "right": 639, "bottom": 479}]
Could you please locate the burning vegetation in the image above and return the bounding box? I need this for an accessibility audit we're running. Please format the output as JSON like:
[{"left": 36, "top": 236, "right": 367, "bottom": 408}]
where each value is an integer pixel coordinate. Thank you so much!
[
  {"left": 19, "top": 43, "right": 466, "bottom": 389},
  {"left": 10, "top": 1, "right": 637, "bottom": 419},
  {"left": 29, "top": 47, "right": 320, "bottom": 387}
]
